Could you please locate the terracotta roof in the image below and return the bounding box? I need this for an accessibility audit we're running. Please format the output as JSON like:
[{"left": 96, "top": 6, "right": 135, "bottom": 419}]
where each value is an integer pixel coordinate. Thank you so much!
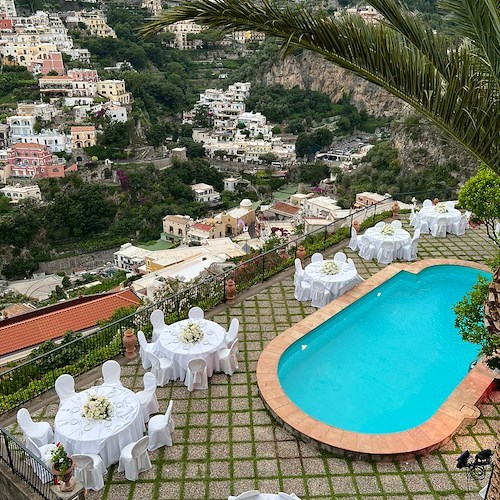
[
  {"left": 11, "top": 142, "right": 50, "bottom": 150},
  {"left": 0, "top": 303, "right": 35, "bottom": 319},
  {"left": 0, "top": 289, "right": 141, "bottom": 357},
  {"left": 70, "top": 126, "right": 96, "bottom": 132},
  {"left": 269, "top": 201, "right": 300, "bottom": 215},
  {"left": 191, "top": 222, "right": 213, "bottom": 232},
  {"left": 39, "top": 75, "right": 72, "bottom": 80}
]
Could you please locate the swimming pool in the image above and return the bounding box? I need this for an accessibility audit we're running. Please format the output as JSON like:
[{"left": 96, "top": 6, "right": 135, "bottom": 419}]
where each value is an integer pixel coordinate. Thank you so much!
[
  {"left": 278, "top": 265, "right": 491, "bottom": 434},
  {"left": 257, "top": 260, "right": 497, "bottom": 459}
]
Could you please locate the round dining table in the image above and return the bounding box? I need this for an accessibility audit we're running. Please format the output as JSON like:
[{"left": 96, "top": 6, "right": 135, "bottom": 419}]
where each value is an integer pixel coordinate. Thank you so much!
[
  {"left": 304, "top": 260, "right": 358, "bottom": 298},
  {"left": 54, "top": 385, "right": 144, "bottom": 467},
  {"left": 152, "top": 318, "right": 227, "bottom": 379},
  {"left": 419, "top": 205, "right": 461, "bottom": 229},
  {"left": 365, "top": 226, "right": 411, "bottom": 253}
]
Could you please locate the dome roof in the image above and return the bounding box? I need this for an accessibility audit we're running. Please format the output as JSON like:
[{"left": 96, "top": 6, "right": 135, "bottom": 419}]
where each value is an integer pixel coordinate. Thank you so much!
[{"left": 240, "top": 199, "right": 252, "bottom": 208}]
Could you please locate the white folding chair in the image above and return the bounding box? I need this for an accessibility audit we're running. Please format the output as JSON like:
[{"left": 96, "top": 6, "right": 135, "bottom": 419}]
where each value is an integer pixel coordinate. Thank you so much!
[
  {"left": 450, "top": 213, "right": 468, "bottom": 236},
  {"left": 399, "top": 229, "right": 420, "bottom": 261},
  {"left": 55, "top": 374, "right": 76, "bottom": 407},
  {"left": 391, "top": 219, "right": 402, "bottom": 229},
  {"left": 17, "top": 409, "right": 53, "bottom": 451},
  {"left": 346, "top": 257, "right": 355, "bottom": 270},
  {"left": 136, "top": 372, "right": 159, "bottom": 423},
  {"left": 219, "top": 339, "right": 239, "bottom": 376},
  {"left": 72, "top": 453, "right": 107, "bottom": 491},
  {"left": 431, "top": 215, "right": 447, "bottom": 238},
  {"left": 118, "top": 436, "right": 152, "bottom": 481},
  {"left": 311, "top": 252, "right": 323, "bottom": 263},
  {"left": 148, "top": 400, "right": 175, "bottom": 451},
  {"left": 102, "top": 360, "right": 122, "bottom": 387},
  {"left": 188, "top": 307, "right": 204, "bottom": 319},
  {"left": 137, "top": 330, "right": 154, "bottom": 370},
  {"left": 445, "top": 201, "right": 456, "bottom": 211},
  {"left": 310, "top": 281, "right": 331, "bottom": 308},
  {"left": 348, "top": 226, "right": 359, "bottom": 251},
  {"left": 422, "top": 198, "right": 433, "bottom": 208},
  {"left": 150, "top": 309, "right": 166, "bottom": 342},
  {"left": 294, "top": 258, "right": 304, "bottom": 287},
  {"left": 185, "top": 358, "right": 208, "bottom": 391},
  {"left": 333, "top": 252, "right": 347, "bottom": 263},
  {"left": 409, "top": 205, "right": 417, "bottom": 227},
  {"left": 377, "top": 240, "right": 395, "bottom": 264},
  {"left": 358, "top": 235, "right": 376, "bottom": 260},
  {"left": 147, "top": 351, "right": 174, "bottom": 387},
  {"left": 374, "top": 221, "right": 385, "bottom": 229},
  {"left": 294, "top": 279, "right": 311, "bottom": 302},
  {"left": 228, "top": 491, "right": 261, "bottom": 500},
  {"left": 414, "top": 212, "right": 429, "bottom": 233},
  {"left": 225, "top": 318, "right": 239, "bottom": 348},
  {"left": 25, "top": 437, "right": 54, "bottom": 483}
]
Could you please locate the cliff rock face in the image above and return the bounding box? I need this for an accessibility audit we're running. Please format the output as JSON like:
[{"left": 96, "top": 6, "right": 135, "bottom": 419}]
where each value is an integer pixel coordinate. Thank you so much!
[{"left": 262, "top": 51, "right": 403, "bottom": 117}]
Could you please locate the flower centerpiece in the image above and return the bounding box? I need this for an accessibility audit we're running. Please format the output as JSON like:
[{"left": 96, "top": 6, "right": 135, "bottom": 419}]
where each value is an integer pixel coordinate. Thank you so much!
[
  {"left": 180, "top": 321, "right": 204, "bottom": 344},
  {"left": 82, "top": 394, "right": 113, "bottom": 420},
  {"left": 380, "top": 224, "right": 396, "bottom": 235},
  {"left": 49, "top": 442, "right": 75, "bottom": 492},
  {"left": 435, "top": 202, "right": 448, "bottom": 213},
  {"left": 321, "top": 261, "right": 339, "bottom": 275}
]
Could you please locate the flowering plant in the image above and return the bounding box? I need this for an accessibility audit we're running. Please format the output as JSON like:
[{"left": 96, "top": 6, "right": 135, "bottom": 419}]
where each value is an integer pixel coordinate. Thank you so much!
[
  {"left": 181, "top": 322, "right": 204, "bottom": 344},
  {"left": 48, "top": 443, "right": 72, "bottom": 478},
  {"left": 82, "top": 394, "right": 113, "bottom": 420},
  {"left": 321, "top": 261, "right": 339, "bottom": 275},
  {"left": 435, "top": 203, "right": 448, "bottom": 213},
  {"left": 380, "top": 224, "right": 396, "bottom": 235}
]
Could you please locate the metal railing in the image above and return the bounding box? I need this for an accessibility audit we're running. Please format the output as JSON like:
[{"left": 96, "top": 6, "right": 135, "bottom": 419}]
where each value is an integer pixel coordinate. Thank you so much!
[
  {"left": 0, "top": 426, "right": 53, "bottom": 500},
  {"left": 0, "top": 188, "right": 458, "bottom": 416}
]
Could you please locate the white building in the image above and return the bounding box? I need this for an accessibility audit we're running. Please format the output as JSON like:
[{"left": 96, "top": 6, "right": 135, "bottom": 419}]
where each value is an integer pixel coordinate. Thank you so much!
[
  {"left": 0, "top": 0, "right": 16, "bottom": 17},
  {"left": 113, "top": 243, "right": 152, "bottom": 272},
  {"left": 303, "top": 196, "right": 342, "bottom": 219},
  {"left": 191, "top": 183, "right": 221, "bottom": 204},
  {"left": 223, "top": 176, "right": 241, "bottom": 192},
  {"left": 0, "top": 184, "right": 41, "bottom": 202},
  {"left": 166, "top": 20, "right": 204, "bottom": 50}
]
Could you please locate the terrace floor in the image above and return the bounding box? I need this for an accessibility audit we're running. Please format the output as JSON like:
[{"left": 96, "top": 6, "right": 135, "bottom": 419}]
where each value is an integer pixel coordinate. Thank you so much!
[{"left": 6, "top": 217, "right": 500, "bottom": 500}]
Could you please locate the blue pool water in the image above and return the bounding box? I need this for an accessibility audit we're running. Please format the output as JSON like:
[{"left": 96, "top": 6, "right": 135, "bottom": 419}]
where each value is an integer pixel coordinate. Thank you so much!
[{"left": 278, "top": 265, "right": 491, "bottom": 434}]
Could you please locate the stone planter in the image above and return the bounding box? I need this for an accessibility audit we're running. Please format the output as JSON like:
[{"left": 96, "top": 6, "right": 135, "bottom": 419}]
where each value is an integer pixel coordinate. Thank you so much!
[
  {"left": 225, "top": 278, "right": 236, "bottom": 304},
  {"left": 52, "top": 458, "right": 75, "bottom": 492},
  {"left": 123, "top": 328, "right": 137, "bottom": 359},
  {"left": 392, "top": 202, "right": 400, "bottom": 219},
  {"left": 296, "top": 245, "right": 306, "bottom": 263}
]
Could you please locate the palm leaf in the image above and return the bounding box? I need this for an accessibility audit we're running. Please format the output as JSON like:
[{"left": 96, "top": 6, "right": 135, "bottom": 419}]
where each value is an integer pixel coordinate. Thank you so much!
[{"left": 141, "top": 0, "right": 500, "bottom": 174}]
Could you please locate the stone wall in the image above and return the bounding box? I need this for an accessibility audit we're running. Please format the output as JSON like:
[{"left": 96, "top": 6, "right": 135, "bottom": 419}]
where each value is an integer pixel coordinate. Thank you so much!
[
  {"left": 0, "top": 462, "right": 35, "bottom": 500},
  {"left": 37, "top": 248, "right": 118, "bottom": 275}
]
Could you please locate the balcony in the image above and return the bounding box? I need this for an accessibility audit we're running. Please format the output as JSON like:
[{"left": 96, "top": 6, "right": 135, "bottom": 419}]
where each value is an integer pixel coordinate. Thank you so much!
[{"left": 0, "top": 211, "right": 497, "bottom": 499}]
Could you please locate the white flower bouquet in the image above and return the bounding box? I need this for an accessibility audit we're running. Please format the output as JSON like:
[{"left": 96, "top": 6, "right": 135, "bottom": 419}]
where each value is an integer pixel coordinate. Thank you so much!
[
  {"left": 321, "top": 261, "right": 339, "bottom": 275},
  {"left": 180, "top": 322, "right": 204, "bottom": 344},
  {"left": 380, "top": 224, "right": 396, "bottom": 235},
  {"left": 82, "top": 394, "right": 113, "bottom": 420},
  {"left": 435, "top": 203, "right": 448, "bottom": 213}
]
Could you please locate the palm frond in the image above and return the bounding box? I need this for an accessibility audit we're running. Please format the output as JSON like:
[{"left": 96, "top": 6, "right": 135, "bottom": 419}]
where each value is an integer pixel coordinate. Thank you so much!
[{"left": 141, "top": 0, "right": 500, "bottom": 173}]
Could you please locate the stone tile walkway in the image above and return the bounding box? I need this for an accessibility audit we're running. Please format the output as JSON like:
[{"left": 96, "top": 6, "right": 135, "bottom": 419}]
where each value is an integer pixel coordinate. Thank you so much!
[{"left": 6, "top": 218, "right": 499, "bottom": 499}]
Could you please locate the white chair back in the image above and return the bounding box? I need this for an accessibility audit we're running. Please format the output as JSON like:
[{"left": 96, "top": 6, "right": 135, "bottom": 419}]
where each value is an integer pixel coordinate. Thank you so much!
[
  {"left": 311, "top": 252, "right": 323, "bottom": 263},
  {"left": 226, "top": 318, "right": 239, "bottom": 346},
  {"left": 131, "top": 436, "right": 149, "bottom": 458},
  {"left": 150, "top": 309, "right": 165, "bottom": 330},
  {"left": 55, "top": 374, "right": 76, "bottom": 406},
  {"left": 73, "top": 454, "right": 94, "bottom": 471},
  {"left": 346, "top": 257, "right": 355, "bottom": 269},
  {"left": 409, "top": 205, "right": 416, "bottom": 226},
  {"left": 348, "top": 225, "right": 358, "bottom": 251},
  {"left": 431, "top": 215, "right": 448, "bottom": 237},
  {"left": 17, "top": 408, "right": 33, "bottom": 432},
  {"left": 188, "top": 358, "right": 206, "bottom": 373},
  {"left": 422, "top": 199, "right": 433, "bottom": 208},
  {"left": 164, "top": 400, "right": 174, "bottom": 423},
  {"left": 294, "top": 258, "right": 303, "bottom": 273},
  {"left": 231, "top": 491, "right": 261, "bottom": 500},
  {"left": 137, "top": 330, "right": 149, "bottom": 350},
  {"left": 102, "top": 360, "right": 122, "bottom": 386},
  {"left": 391, "top": 220, "right": 402, "bottom": 229},
  {"left": 25, "top": 436, "right": 41, "bottom": 455},
  {"left": 186, "top": 358, "right": 208, "bottom": 391},
  {"left": 333, "top": 252, "right": 347, "bottom": 263},
  {"left": 445, "top": 201, "right": 456, "bottom": 210},
  {"left": 143, "top": 372, "right": 157, "bottom": 394},
  {"left": 377, "top": 240, "right": 394, "bottom": 265},
  {"left": 188, "top": 307, "right": 204, "bottom": 319},
  {"left": 358, "top": 235, "right": 376, "bottom": 260},
  {"left": 374, "top": 221, "right": 384, "bottom": 229}
]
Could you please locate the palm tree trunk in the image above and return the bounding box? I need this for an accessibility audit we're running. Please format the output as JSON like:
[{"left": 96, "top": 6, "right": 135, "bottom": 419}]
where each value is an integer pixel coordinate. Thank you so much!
[{"left": 486, "top": 441, "right": 500, "bottom": 499}]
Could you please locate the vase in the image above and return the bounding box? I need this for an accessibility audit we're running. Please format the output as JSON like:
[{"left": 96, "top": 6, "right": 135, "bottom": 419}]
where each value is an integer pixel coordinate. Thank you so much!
[
  {"left": 296, "top": 245, "right": 306, "bottom": 263},
  {"left": 352, "top": 221, "right": 360, "bottom": 233},
  {"left": 53, "top": 458, "right": 75, "bottom": 493},
  {"left": 433, "top": 197, "right": 439, "bottom": 205},
  {"left": 122, "top": 328, "right": 137, "bottom": 359},
  {"left": 225, "top": 278, "right": 236, "bottom": 305},
  {"left": 392, "top": 202, "right": 400, "bottom": 219}
]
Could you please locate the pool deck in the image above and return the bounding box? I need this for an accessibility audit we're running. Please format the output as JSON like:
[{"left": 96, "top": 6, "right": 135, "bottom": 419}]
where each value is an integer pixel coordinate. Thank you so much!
[{"left": 257, "top": 259, "right": 498, "bottom": 462}]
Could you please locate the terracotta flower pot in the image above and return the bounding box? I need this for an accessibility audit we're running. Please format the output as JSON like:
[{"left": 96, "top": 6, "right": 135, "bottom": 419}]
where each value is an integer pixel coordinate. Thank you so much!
[
  {"left": 296, "top": 245, "right": 306, "bottom": 263},
  {"left": 52, "top": 458, "right": 76, "bottom": 492},
  {"left": 225, "top": 278, "right": 236, "bottom": 304},
  {"left": 122, "top": 328, "right": 137, "bottom": 359}
]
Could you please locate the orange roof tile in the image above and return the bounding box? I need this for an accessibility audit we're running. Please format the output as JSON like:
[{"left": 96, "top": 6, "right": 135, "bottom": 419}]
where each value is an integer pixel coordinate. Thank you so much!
[
  {"left": 0, "top": 289, "right": 141, "bottom": 356},
  {"left": 191, "top": 222, "right": 213, "bottom": 232},
  {"left": 70, "top": 126, "right": 96, "bottom": 132},
  {"left": 270, "top": 201, "right": 300, "bottom": 215}
]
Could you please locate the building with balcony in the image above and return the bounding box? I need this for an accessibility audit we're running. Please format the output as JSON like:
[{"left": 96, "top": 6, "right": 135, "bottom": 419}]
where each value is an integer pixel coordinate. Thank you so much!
[
  {"left": 39, "top": 75, "right": 73, "bottom": 97},
  {"left": 96, "top": 80, "right": 131, "bottom": 105},
  {"left": 162, "top": 214, "right": 193, "bottom": 242},
  {"left": 191, "top": 183, "right": 221, "bottom": 204},
  {"left": 7, "top": 143, "right": 63, "bottom": 178},
  {"left": 0, "top": 183, "right": 42, "bottom": 202},
  {"left": 70, "top": 126, "right": 97, "bottom": 148},
  {"left": 166, "top": 20, "right": 204, "bottom": 50}
]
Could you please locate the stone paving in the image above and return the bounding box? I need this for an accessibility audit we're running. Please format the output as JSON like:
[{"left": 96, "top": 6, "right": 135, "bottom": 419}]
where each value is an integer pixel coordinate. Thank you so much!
[{"left": 6, "top": 218, "right": 499, "bottom": 499}]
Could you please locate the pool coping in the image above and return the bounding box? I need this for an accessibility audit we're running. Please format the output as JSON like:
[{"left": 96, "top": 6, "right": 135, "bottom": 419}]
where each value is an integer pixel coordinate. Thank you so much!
[{"left": 256, "top": 259, "right": 498, "bottom": 461}]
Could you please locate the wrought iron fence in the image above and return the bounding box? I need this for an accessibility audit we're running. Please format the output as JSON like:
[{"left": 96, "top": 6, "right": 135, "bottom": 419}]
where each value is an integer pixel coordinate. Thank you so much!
[
  {"left": 0, "top": 426, "right": 53, "bottom": 499},
  {"left": 0, "top": 188, "right": 458, "bottom": 415}
]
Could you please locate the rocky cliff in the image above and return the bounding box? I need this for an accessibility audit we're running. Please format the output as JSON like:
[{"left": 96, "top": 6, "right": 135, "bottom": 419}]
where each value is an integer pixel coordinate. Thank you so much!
[{"left": 261, "top": 51, "right": 403, "bottom": 117}]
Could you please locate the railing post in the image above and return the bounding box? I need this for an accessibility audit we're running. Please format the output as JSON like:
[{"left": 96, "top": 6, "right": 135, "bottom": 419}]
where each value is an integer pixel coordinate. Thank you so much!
[
  {"left": 2, "top": 429, "right": 14, "bottom": 471},
  {"left": 176, "top": 294, "right": 181, "bottom": 321},
  {"left": 223, "top": 274, "right": 227, "bottom": 302},
  {"left": 261, "top": 253, "right": 265, "bottom": 282}
]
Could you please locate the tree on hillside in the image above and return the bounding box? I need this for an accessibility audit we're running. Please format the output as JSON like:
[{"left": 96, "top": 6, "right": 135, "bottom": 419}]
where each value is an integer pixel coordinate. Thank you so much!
[{"left": 141, "top": 0, "right": 499, "bottom": 175}]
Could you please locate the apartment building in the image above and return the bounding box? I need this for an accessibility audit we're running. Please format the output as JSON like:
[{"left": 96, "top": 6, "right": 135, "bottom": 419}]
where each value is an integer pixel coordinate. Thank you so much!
[
  {"left": 162, "top": 215, "right": 194, "bottom": 241},
  {"left": 0, "top": 184, "right": 42, "bottom": 202},
  {"left": 166, "top": 20, "right": 203, "bottom": 50},
  {"left": 39, "top": 75, "right": 73, "bottom": 98},
  {"left": 70, "top": 126, "right": 97, "bottom": 149},
  {"left": 8, "top": 143, "right": 57, "bottom": 178},
  {"left": 96, "top": 80, "right": 131, "bottom": 105},
  {"left": 191, "top": 183, "right": 221, "bottom": 204}
]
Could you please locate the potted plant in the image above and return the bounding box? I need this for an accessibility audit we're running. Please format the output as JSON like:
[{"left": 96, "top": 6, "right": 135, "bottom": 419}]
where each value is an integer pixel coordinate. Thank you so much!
[{"left": 49, "top": 443, "right": 75, "bottom": 492}]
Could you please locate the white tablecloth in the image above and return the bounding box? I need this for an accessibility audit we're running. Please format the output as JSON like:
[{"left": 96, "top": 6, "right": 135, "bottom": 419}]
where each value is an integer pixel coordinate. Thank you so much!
[
  {"left": 54, "top": 385, "right": 144, "bottom": 467},
  {"left": 365, "top": 226, "right": 411, "bottom": 253},
  {"left": 152, "top": 319, "right": 226, "bottom": 379},
  {"left": 419, "top": 206, "right": 461, "bottom": 228},
  {"left": 304, "top": 260, "right": 358, "bottom": 298}
]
